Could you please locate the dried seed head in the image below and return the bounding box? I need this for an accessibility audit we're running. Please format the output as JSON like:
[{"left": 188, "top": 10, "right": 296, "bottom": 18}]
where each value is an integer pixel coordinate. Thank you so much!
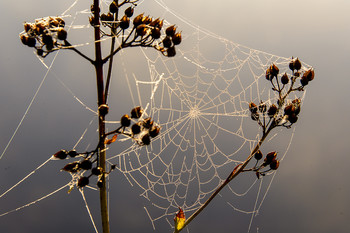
[
  {"left": 249, "top": 102, "right": 258, "bottom": 113},
  {"left": 89, "top": 16, "right": 95, "bottom": 26},
  {"left": 294, "top": 58, "right": 302, "bottom": 71},
  {"left": 259, "top": 102, "right": 266, "bottom": 113},
  {"left": 151, "top": 27, "right": 161, "bottom": 39},
  {"left": 142, "top": 117, "right": 154, "bottom": 129},
  {"left": 131, "top": 123, "right": 141, "bottom": 135},
  {"left": 172, "top": 32, "right": 182, "bottom": 45},
  {"left": 288, "top": 113, "right": 298, "bottom": 124},
  {"left": 281, "top": 73, "right": 289, "bottom": 85},
  {"left": 61, "top": 162, "right": 79, "bottom": 173},
  {"left": 98, "top": 104, "right": 109, "bottom": 116},
  {"left": 141, "top": 133, "right": 151, "bottom": 145},
  {"left": 97, "top": 179, "right": 103, "bottom": 188},
  {"left": 270, "top": 64, "right": 279, "bottom": 77},
  {"left": 284, "top": 104, "right": 295, "bottom": 116},
  {"left": 109, "top": 1, "right": 118, "bottom": 13},
  {"left": 37, "top": 49, "right": 44, "bottom": 56},
  {"left": 125, "top": 7, "right": 134, "bottom": 17},
  {"left": 120, "top": 114, "right": 131, "bottom": 127},
  {"left": 77, "top": 176, "right": 89, "bottom": 188},
  {"left": 289, "top": 58, "right": 295, "bottom": 71},
  {"left": 254, "top": 150, "right": 263, "bottom": 160},
  {"left": 91, "top": 167, "right": 103, "bottom": 176},
  {"left": 167, "top": 46, "right": 176, "bottom": 57},
  {"left": 251, "top": 112, "right": 259, "bottom": 121},
  {"left": 305, "top": 68, "right": 315, "bottom": 81},
  {"left": 133, "top": 13, "right": 144, "bottom": 26},
  {"left": 149, "top": 125, "right": 160, "bottom": 138},
  {"left": 53, "top": 150, "right": 68, "bottom": 160},
  {"left": 162, "top": 36, "right": 172, "bottom": 48},
  {"left": 24, "top": 23, "right": 32, "bottom": 32},
  {"left": 292, "top": 98, "right": 301, "bottom": 115},
  {"left": 264, "top": 151, "right": 277, "bottom": 164},
  {"left": 136, "top": 24, "right": 147, "bottom": 37},
  {"left": 131, "top": 106, "right": 143, "bottom": 119},
  {"left": 42, "top": 34, "right": 53, "bottom": 47},
  {"left": 267, "top": 104, "right": 278, "bottom": 117},
  {"left": 27, "top": 37, "right": 36, "bottom": 47},
  {"left": 300, "top": 75, "right": 309, "bottom": 86},
  {"left": 270, "top": 159, "right": 280, "bottom": 170},
  {"left": 56, "top": 17, "right": 65, "bottom": 27},
  {"left": 100, "top": 13, "right": 108, "bottom": 22},
  {"left": 68, "top": 150, "right": 78, "bottom": 158},
  {"left": 119, "top": 15, "right": 130, "bottom": 30},
  {"left": 149, "top": 18, "right": 161, "bottom": 28},
  {"left": 57, "top": 28, "right": 67, "bottom": 40},
  {"left": 166, "top": 25, "right": 176, "bottom": 37},
  {"left": 79, "top": 159, "right": 92, "bottom": 170},
  {"left": 106, "top": 13, "right": 114, "bottom": 21}
]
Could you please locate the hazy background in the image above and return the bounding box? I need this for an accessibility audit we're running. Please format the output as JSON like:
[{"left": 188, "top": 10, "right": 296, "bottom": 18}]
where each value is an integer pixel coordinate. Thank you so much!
[{"left": 0, "top": 0, "right": 349, "bottom": 233}]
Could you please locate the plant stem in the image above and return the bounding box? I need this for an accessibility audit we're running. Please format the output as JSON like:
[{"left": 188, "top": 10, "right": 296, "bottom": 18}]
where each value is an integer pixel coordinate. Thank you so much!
[{"left": 93, "top": 1, "right": 110, "bottom": 233}]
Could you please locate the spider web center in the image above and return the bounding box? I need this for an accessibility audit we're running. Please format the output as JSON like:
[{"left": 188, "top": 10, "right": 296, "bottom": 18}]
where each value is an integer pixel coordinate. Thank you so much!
[{"left": 189, "top": 106, "right": 201, "bottom": 119}]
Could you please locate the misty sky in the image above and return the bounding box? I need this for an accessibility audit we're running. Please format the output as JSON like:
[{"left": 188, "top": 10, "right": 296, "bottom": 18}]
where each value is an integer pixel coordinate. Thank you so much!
[{"left": 0, "top": 0, "right": 349, "bottom": 233}]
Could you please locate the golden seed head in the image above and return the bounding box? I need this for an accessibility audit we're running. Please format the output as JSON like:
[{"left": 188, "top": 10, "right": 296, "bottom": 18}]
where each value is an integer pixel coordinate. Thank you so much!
[
  {"left": 249, "top": 102, "right": 258, "bottom": 113},
  {"left": 109, "top": 1, "right": 118, "bottom": 13},
  {"left": 120, "top": 114, "right": 131, "bottom": 127},
  {"left": 162, "top": 36, "right": 172, "bottom": 48},
  {"left": 270, "top": 159, "right": 280, "bottom": 170},
  {"left": 172, "top": 32, "right": 182, "bottom": 45},
  {"left": 141, "top": 133, "right": 151, "bottom": 145},
  {"left": 119, "top": 15, "right": 130, "bottom": 30},
  {"left": 254, "top": 150, "right": 263, "bottom": 160},
  {"left": 267, "top": 104, "right": 278, "bottom": 117},
  {"left": 149, "top": 125, "right": 160, "bottom": 138},
  {"left": 131, "top": 106, "right": 143, "bottom": 119},
  {"left": 125, "top": 7, "right": 134, "bottom": 17},
  {"left": 166, "top": 25, "right": 176, "bottom": 37}
]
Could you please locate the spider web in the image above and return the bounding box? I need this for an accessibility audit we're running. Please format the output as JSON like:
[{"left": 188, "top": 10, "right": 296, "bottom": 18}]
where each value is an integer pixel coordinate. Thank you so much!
[{"left": 0, "top": 0, "right": 310, "bottom": 232}]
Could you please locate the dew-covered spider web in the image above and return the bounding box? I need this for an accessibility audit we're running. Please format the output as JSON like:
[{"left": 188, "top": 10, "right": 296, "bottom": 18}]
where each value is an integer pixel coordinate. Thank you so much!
[{"left": 0, "top": 0, "right": 310, "bottom": 233}]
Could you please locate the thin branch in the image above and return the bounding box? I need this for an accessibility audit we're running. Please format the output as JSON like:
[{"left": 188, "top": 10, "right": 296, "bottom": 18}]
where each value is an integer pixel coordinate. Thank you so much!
[{"left": 63, "top": 40, "right": 95, "bottom": 64}]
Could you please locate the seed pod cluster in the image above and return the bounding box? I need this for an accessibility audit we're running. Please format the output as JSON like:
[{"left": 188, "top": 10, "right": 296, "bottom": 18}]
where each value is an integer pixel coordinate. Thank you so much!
[
  {"left": 254, "top": 150, "right": 280, "bottom": 179},
  {"left": 118, "top": 106, "right": 161, "bottom": 146},
  {"left": 283, "top": 98, "right": 301, "bottom": 124},
  {"left": 20, "top": 16, "right": 67, "bottom": 57}
]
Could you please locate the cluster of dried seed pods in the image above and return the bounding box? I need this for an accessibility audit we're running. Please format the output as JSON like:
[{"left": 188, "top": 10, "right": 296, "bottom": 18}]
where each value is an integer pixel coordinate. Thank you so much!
[
  {"left": 114, "top": 106, "right": 160, "bottom": 146},
  {"left": 249, "top": 58, "right": 315, "bottom": 129},
  {"left": 53, "top": 148, "right": 116, "bottom": 189},
  {"left": 90, "top": 1, "right": 181, "bottom": 57},
  {"left": 20, "top": 17, "right": 67, "bottom": 57},
  {"left": 253, "top": 150, "right": 280, "bottom": 179}
]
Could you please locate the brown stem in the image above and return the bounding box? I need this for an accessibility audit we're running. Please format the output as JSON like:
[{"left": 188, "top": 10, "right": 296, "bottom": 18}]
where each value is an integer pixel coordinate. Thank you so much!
[
  {"left": 93, "top": 1, "right": 110, "bottom": 233},
  {"left": 176, "top": 122, "right": 275, "bottom": 233}
]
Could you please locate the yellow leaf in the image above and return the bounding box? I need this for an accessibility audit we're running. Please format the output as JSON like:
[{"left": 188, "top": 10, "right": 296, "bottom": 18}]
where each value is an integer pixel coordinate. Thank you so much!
[{"left": 174, "top": 207, "right": 186, "bottom": 231}]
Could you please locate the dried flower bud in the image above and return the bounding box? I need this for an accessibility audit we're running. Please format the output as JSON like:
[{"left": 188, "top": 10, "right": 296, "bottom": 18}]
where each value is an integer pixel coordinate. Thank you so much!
[
  {"left": 259, "top": 102, "right": 266, "bottom": 113},
  {"left": 57, "top": 28, "right": 67, "bottom": 40},
  {"left": 305, "top": 68, "right": 315, "bottom": 81},
  {"left": 131, "top": 106, "right": 143, "bottom": 119},
  {"left": 143, "top": 16, "right": 152, "bottom": 25},
  {"left": 267, "top": 104, "right": 278, "bottom": 117},
  {"left": 270, "top": 159, "right": 280, "bottom": 170},
  {"left": 133, "top": 13, "right": 144, "bottom": 26},
  {"left": 149, "top": 125, "right": 160, "bottom": 138},
  {"left": 53, "top": 150, "right": 68, "bottom": 160},
  {"left": 288, "top": 113, "right": 298, "bottom": 124},
  {"left": 281, "top": 73, "right": 289, "bottom": 85},
  {"left": 119, "top": 15, "right": 130, "bottom": 30},
  {"left": 78, "top": 176, "right": 89, "bottom": 188},
  {"left": 136, "top": 24, "right": 147, "bottom": 37},
  {"left": 149, "top": 18, "right": 161, "bottom": 28},
  {"left": 166, "top": 25, "right": 176, "bottom": 37},
  {"left": 300, "top": 75, "right": 309, "bottom": 86},
  {"left": 294, "top": 58, "right": 302, "bottom": 71},
  {"left": 97, "top": 179, "right": 103, "bottom": 188},
  {"left": 109, "top": 1, "right": 118, "bottom": 13},
  {"left": 270, "top": 64, "right": 279, "bottom": 77},
  {"left": 264, "top": 151, "right": 277, "bottom": 165},
  {"left": 172, "top": 32, "right": 182, "bottom": 45},
  {"left": 91, "top": 167, "right": 103, "bottom": 176},
  {"left": 125, "top": 7, "right": 134, "bottom": 17},
  {"left": 42, "top": 34, "right": 53, "bottom": 48},
  {"left": 24, "top": 23, "right": 32, "bottom": 32},
  {"left": 162, "top": 36, "right": 172, "bottom": 48},
  {"left": 292, "top": 99, "right": 301, "bottom": 115},
  {"left": 68, "top": 150, "right": 78, "bottom": 158},
  {"left": 151, "top": 28, "right": 161, "bottom": 39},
  {"left": 289, "top": 58, "right": 295, "bottom": 71},
  {"left": 61, "top": 162, "right": 79, "bottom": 173},
  {"left": 98, "top": 104, "right": 109, "bottom": 116},
  {"left": 254, "top": 150, "right": 263, "bottom": 160},
  {"left": 284, "top": 104, "right": 295, "bottom": 116},
  {"left": 120, "top": 114, "right": 131, "bottom": 127},
  {"left": 131, "top": 123, "right": 141, "bottom": 135},
  {"left": 251, "top": 112, "right": 259, "bottom": 121},
  {"left": 142, "top": 117, "right": 154, "bottom": 129},
  {"left": 249, "top": 102, "right": 258, "bottom": 113},
  {"left": 167, "top": 46, "right": 176, "bottom": 57},
  {"left": 141, "top": 133, "right": 151, "bottom": 145},
  {"left": 100, "top": 13, "right": 108, "bottom": 22},
  {"left": 106, "top": 13, "right": 114, "bottom": 21},
  {"left": 89, "top": 16, "right": 95, "bottom": 26},
  {"left": 37, "top": 49, "right": 44, "bottom": 56},
  {"left": 79, "top": 159, "right": 92, "bottom": 170}
]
